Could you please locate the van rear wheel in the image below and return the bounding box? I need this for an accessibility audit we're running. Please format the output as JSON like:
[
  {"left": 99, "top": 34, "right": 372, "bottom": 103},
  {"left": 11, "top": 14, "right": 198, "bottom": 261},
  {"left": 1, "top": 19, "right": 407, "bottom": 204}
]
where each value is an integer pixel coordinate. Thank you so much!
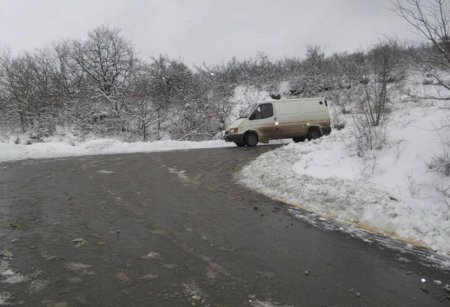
[
  {"left": 244, "top": 132, "right": 258, "bottom": 147},
  {"left": 307, "top": 128, "right": 322, "bottom": 140},
  {"left": 293, "top": 137, "right": 305, "bottom": 143}
]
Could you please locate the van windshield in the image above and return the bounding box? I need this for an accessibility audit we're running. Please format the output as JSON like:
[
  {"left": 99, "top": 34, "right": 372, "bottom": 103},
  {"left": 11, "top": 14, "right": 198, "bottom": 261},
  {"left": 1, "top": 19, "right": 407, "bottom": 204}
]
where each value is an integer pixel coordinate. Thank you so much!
[{"left": 239, "top": 104, "right": 257, "bottom": 118}]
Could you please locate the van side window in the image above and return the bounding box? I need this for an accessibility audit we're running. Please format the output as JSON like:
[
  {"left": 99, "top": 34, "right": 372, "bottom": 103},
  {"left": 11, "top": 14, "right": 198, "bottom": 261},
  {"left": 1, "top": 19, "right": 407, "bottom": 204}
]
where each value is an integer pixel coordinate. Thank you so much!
[
  {"left": 250, "top": 103, "right": 273, "bottom": 120},
  {"left": 261, "top": 103, "right": 274, "bottom": 118}
]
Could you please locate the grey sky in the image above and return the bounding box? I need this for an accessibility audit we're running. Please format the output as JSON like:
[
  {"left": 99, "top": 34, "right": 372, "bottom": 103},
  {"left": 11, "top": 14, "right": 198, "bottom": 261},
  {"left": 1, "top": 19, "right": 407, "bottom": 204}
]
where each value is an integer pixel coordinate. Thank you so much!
[{"left": 0, "top": 0, "right": 419, "bottom": 66}]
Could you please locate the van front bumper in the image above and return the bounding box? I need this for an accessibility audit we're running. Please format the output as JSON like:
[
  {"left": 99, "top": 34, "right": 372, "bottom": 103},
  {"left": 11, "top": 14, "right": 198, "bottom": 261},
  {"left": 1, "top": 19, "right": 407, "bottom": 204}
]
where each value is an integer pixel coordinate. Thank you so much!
[{"left": 224, "top": 133, "right": 245, "bottom": 143}]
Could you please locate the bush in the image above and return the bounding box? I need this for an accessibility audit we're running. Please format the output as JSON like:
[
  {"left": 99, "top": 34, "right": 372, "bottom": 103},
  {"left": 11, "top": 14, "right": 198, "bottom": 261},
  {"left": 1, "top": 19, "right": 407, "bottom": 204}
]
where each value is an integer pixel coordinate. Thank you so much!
[
  {"left": 428, "top": 151, "right": 450, "bottom": 177},
  {"left": 329, "top": 103, "right": 346, "bottom": 130},
  {"left": 352, "top": 114, "right": 387, "bottom": 156}
]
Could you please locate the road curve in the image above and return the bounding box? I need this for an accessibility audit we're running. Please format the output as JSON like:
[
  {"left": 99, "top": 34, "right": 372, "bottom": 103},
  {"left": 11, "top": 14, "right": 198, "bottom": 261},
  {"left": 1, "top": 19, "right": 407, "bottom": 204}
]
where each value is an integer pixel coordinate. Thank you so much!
[{"left": 0, "top": 147, "right": 449, "bottom": 306}]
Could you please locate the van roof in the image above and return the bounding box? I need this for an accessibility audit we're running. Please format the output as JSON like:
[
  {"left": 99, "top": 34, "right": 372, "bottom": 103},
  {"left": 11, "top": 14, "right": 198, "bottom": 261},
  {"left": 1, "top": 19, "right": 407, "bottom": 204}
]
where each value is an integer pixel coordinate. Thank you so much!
[{"left": 262, "top": 97, "right": 326, "bottom": 103}]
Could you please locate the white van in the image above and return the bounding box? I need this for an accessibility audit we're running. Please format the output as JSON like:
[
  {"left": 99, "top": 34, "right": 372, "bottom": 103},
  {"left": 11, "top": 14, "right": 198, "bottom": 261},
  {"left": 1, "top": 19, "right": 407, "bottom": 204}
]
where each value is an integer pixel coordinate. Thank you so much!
[{"left": 224, "top": 97, "right": 331, "bottom": 147}]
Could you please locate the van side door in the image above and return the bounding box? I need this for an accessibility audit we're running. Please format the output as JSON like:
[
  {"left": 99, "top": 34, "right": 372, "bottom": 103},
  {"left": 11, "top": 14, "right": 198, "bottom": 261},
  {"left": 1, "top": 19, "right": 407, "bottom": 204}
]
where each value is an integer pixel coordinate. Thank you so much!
[
  {"left": 249, "top": 103, "right": 277, "bottom": 141},
  {"left": 277, "top": 102, "right": 307, "bottom": 139}
]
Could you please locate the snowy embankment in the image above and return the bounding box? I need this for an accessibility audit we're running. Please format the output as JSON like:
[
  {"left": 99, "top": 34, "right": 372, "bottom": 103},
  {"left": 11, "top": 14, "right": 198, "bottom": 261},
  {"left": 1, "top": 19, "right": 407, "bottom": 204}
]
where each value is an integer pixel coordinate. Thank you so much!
[
  {"left": 240, "top": 104, "right": 450, "bottom": 258},
  {"left": 0, "top": 138, "right": 232, "bottom": 163}
]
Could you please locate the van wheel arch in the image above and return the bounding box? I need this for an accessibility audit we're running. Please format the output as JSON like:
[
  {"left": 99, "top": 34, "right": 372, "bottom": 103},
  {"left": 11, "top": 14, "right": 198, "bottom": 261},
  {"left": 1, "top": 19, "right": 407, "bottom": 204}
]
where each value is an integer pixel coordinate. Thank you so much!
[{"left": 307, "top": 126, "right": 322, "bottom": 140}]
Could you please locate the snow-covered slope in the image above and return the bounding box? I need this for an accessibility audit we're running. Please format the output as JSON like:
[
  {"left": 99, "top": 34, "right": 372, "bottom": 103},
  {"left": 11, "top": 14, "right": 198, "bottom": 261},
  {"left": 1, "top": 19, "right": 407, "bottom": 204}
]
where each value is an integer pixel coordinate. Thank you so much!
[{"left": 240, "top": 103, "right": 450, "bottom": 259}]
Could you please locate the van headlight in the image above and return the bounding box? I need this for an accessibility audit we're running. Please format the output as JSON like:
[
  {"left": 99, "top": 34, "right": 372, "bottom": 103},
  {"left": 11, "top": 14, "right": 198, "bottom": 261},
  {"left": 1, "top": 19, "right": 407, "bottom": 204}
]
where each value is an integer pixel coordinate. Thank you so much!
[{"left": 228, "top": 128, "right": 239, "bottom": 134}]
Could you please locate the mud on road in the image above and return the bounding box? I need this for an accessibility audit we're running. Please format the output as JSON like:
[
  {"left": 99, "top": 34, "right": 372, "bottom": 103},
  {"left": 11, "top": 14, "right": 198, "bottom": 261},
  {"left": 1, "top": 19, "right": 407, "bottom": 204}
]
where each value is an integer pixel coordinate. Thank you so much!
[{"left": 0, "top": 147, "right": 449, "bottom": 306}]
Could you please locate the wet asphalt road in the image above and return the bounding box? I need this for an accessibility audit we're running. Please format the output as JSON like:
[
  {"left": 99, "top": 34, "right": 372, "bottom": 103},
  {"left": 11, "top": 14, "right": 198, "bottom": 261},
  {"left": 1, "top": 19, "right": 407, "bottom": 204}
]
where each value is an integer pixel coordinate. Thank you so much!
[{"left": 0, "top": 147, "right": 449, "bottom": 306}]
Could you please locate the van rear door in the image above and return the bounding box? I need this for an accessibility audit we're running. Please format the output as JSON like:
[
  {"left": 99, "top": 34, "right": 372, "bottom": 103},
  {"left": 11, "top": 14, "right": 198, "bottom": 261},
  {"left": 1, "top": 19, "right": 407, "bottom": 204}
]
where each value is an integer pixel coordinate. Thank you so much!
[{"left": 249, "top": 103, "right": 277, "bottom": 141}]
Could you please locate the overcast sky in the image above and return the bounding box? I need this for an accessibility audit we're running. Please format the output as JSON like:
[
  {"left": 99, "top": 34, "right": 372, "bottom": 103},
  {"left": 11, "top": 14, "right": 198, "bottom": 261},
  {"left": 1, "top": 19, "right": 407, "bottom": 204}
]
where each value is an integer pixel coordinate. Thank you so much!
[{"left": 0, "top": 0, "right": 420, "bottom": 66}]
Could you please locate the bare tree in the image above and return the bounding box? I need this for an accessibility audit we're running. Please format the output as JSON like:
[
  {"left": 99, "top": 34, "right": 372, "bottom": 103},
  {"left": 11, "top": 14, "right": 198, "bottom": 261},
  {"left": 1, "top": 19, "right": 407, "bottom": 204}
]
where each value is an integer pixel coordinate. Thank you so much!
[
  {"left": 194, "top": 66, "right": 235, "bottom": 130},
  {"left": 70, "top": 25, "right": 136, "bottom": 115},
  {"left": 395, "top": 0, "right": 450, "bottom": 99},
  {"left": 147, "top": 55, "right": 192, "bottom": 138},
  {"left": 127, "top": 64, "right": 165, "bottom": 141},
  {"left": 53, "top": 40, "right": 91, "bottom": 126},
  {"left": 170, "top": 73, "right": 225, "bottom": 140},
  {"left": 0, "top": 49, "right": 59, "bottom": 136},
  {"left": 396, "top": 0, "right": 450, "bottom": 189},
  {"left": 359, "top": 42, "right": 404, "bottom": 126},
  {"left": 346, "top": 42, "right": 406, "bottom": 156}
]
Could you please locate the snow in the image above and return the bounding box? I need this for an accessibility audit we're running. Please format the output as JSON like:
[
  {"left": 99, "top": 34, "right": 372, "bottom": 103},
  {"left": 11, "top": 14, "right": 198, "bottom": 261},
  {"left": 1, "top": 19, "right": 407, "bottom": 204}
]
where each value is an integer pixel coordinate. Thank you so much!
[
  {"left": 240, "top": 104, "right": 450, "bottom": 261},
  {"left": 0, "top": 138, "right": 232, "bottom": 163},
  {"left": 0, "top": 292, "right": 11, "bottom": 306}
]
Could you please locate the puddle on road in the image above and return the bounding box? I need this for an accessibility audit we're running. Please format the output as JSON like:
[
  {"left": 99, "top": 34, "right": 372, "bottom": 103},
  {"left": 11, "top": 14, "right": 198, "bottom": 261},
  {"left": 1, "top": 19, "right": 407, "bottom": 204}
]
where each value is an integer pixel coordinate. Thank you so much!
[
  {"left": 167, "top": 167, "right": 189, "bottom": 181},
  {"left": 65, "top": 262, "right": 94, "bottom": 275},
  {"left": 0, "top": 260, "right": 51, "bottom": 305},
  {"left": 182, "top": 280, "right": 208, "bottom": 306},
  {"left": 0, "top": 291, "right": 11, "bottom": 306}
]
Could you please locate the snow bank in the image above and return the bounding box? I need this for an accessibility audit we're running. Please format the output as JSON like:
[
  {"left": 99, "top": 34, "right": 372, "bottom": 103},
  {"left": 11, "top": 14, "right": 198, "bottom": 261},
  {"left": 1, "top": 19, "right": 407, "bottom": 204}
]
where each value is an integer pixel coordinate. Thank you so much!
[
  {"left": 0, "top": 139, "right": 232, "bottom": 163},
  {"left": 240, "top": 105, "right": 450, "bottom": 258}
]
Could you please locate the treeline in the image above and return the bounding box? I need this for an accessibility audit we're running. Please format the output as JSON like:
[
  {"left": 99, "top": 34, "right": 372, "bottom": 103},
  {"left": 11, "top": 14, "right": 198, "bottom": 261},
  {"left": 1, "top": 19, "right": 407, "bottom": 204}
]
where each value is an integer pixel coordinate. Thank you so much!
[{"left": 0, "top": 25, "right": 443, "bottom": 142}]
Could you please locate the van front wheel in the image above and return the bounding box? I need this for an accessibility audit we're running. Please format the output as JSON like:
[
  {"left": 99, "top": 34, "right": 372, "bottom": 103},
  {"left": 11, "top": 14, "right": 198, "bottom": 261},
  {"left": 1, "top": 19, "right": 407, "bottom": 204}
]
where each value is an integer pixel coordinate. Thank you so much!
[{"left": 244, "top": 132, "right": 258, "bottom": 147}]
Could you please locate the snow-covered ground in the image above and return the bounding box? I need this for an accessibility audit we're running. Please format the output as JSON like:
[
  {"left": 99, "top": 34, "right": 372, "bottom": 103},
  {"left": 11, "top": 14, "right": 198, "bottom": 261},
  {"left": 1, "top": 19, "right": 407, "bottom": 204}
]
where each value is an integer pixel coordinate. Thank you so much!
[
  {"left": 240, "top": 103, "right": 450, "bottom": 263},
  {"left": 0, "top": 138, "right": 232, "bottom": 163}
]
